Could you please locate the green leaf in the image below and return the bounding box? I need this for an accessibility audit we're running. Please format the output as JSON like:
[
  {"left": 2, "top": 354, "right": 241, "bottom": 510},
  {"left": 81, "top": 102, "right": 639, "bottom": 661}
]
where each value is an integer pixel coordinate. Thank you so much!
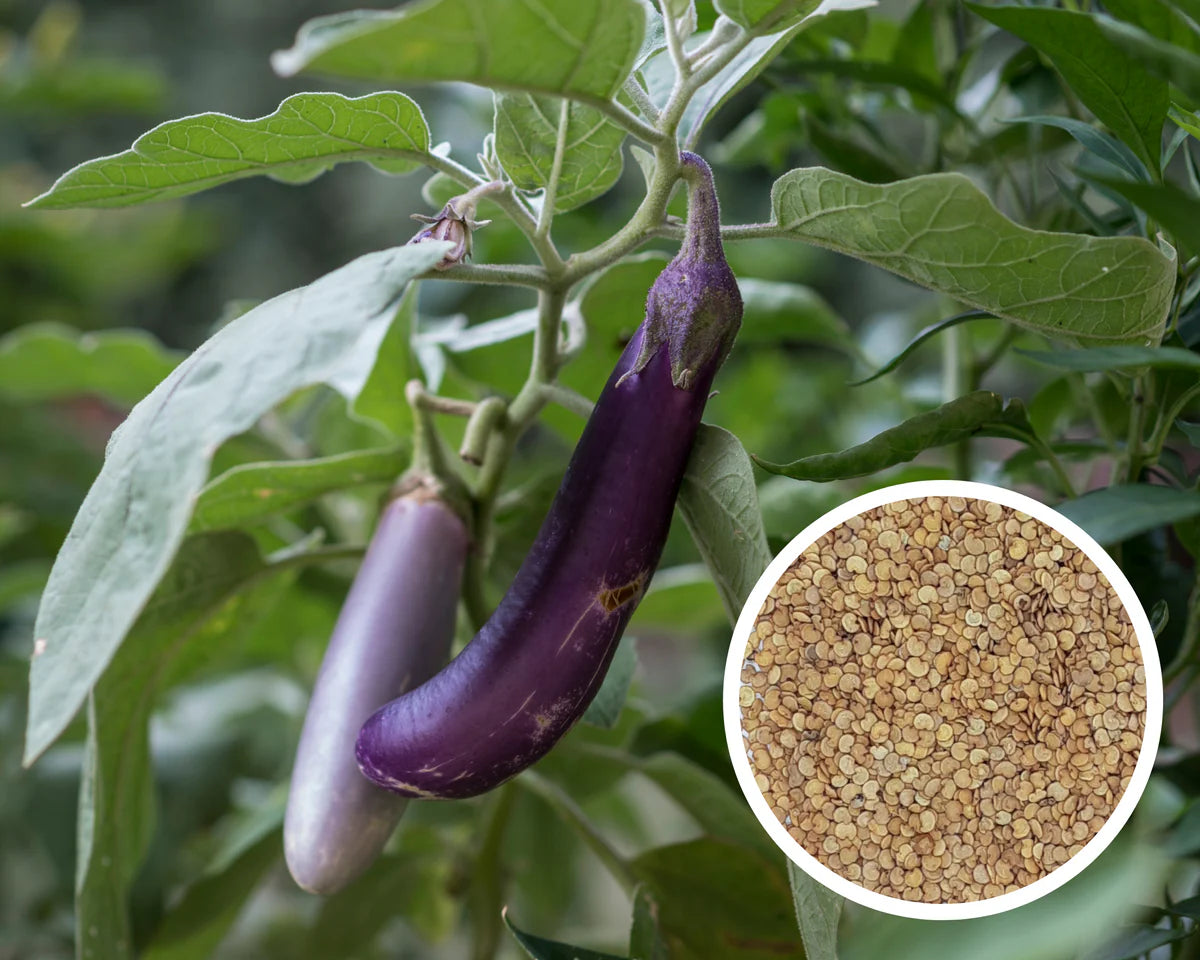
[
  {"left": 1007, "top": 115, "right": 1149, "bottom": 181},
  {"left": 189, "top": 447, "right": 408, "bottom": 533},
  {"left": 1097, "top": 16, "right": 1200, "bottom": 102},
  {"left": 303, "top": 851, "right": 454, "bottom": 960},
  {"left": 1179, "top": 420, "right": 1200, "bottom": 445},
  {"left": 272, "top": 0, "right": 645, "bottom": 104},
  {"left": 635, "top": 752, "right": 776, "bottom": 858},
  {"left": 715, "top": 0, "right": 847, "bottom": 30},
  {"left": 25, "top": 242, "right": 449, "bottom": 766},
  {"left": 677, "top": 425, "right": 772, "bottom": 625},
  {"left": 0, "top": 323, "right": 179, "bottom": 406},
  {"left": 494, "top": 94, "right": 625, "bottom": 213},
  {"left": 850, "top": 310, "right": 991, "bottom": 385},
  {"left": 26, "top": 92, "right": 432, "bottom": 210},
  {"left": 969, "top": 5, "right": 1167, "bottom": 170},
  {"left": 1055, "top": 484, "right": 1200, "bottom": 544},
  {"left": 768, "top": 167, "right": 1175, "bottom": 345},
  {"left": 76, "top": 532, "right": 289, "bottom": 960},
  {"left": 632, "top": 839, "right": 802, "bottom": 960},
  {"left": 351, "top": 282, "right": 421, "bottom": 437},
  {"left": 1017, "top": 345, "right": 1200, "bottom": 372},
  {"left": 1091, "top": 177, "right": 1200, "bottom": 256},
  {"left": 1083, "top": 926, "right": 1191, "bottom": 960},
  {"left": 581, "top": 638, "right": 637, "bottom": 729},
  {"left": 788, "top": 861, "right": 842, "bottom": 960},
  {"left": 141, "top": 829, "right": 281, "bottom": 960},
  {"left": 505, "top": 912, "right": 627, "bottom": 960},
  {"left": 755, "top": 391, "right": 1033, "bottom": 481},
  {"left": 738, "top": 278, "right": 854, "bottom": 351}
]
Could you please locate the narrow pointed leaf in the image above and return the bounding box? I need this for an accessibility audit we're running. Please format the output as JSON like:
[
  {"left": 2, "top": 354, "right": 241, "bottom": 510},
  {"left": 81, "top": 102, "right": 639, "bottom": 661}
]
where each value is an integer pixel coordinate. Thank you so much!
[
  {"left": 850, "top": 310, "right": 991, "bottom": 385},
  {"left": 1056, "top": 484, "right": 1200, "bottom": 544},
  {"left": 27, "top": 92, "right": 431, "bottom": 209},
  {"left": 755, "top": 391, "right": 1034, "bottom": 481}
]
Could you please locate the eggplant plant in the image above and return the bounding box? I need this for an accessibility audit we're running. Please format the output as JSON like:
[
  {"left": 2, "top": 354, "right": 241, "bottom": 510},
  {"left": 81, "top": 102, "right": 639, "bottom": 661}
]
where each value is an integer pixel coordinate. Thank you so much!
[{"left": 4, "top": 0, "right": 1200, "bottom": 959}]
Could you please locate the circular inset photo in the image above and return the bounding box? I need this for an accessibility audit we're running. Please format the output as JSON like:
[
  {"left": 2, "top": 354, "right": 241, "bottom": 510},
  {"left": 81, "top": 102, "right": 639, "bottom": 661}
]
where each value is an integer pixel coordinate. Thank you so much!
[{"left": 724, "top": 480, "right": 1161, "bottom": 920}]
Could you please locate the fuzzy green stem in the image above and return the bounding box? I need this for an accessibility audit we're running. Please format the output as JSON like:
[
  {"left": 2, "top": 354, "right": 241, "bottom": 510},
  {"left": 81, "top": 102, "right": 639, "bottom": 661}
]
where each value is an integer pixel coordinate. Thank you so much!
[
  {"left": 623, "top": 75, "right": 661, "bottom": 123},
  {"left": 421, "top": 262, "right": 550, "bottom": 288},
  {"left": 460, "top": 397, "right": 509, "bottom": 466}
]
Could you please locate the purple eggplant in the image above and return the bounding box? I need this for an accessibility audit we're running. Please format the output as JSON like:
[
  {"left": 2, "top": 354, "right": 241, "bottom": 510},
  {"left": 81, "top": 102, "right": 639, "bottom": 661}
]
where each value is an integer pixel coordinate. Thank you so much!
[
  {"left": 355, "top": 152, "right": 742, "bottom": 800},
  {"left": 284, "top": 476, "right": 469, "bottom": 893}
]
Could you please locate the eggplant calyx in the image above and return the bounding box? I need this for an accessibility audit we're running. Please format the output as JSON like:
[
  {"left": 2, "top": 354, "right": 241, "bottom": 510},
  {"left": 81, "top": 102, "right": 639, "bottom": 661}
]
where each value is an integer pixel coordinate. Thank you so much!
[{"left": 629, "top": 151, "right": 742, "bottom": 391}]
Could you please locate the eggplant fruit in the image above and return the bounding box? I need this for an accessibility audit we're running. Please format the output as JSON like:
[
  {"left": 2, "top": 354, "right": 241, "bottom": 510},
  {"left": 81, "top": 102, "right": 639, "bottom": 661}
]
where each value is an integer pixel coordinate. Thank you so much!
[
  {"left": 284, "top": 477, "right": 468, "bottom": 893},
  {"left": 356, "top": 152, "right": 742, "bottom": 800}
]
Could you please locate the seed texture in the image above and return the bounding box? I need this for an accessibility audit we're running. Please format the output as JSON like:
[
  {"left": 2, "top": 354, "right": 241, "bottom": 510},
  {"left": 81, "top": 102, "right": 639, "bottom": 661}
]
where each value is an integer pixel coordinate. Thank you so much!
[{"left": 739, "top": 497, "right": 1145, "bottom": 903}]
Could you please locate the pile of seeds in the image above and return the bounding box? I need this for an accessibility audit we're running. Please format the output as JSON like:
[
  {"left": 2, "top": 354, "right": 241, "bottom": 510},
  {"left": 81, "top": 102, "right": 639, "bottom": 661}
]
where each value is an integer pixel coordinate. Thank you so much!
[{"left": 739, "top": 496, "right": 1145, "bottom": 903}]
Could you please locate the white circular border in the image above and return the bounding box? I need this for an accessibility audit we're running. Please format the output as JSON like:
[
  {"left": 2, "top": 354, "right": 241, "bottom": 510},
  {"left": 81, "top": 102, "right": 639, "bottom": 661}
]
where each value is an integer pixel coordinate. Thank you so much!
[{"left": 723, "top": 479, "right": 1162, "bottom": 920}]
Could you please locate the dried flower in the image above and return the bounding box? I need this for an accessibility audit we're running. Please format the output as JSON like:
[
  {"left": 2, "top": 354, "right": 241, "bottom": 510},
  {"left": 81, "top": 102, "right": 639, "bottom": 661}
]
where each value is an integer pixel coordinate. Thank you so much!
[{"left": 407, "top": 181, "right": 502, "bottom": 270}]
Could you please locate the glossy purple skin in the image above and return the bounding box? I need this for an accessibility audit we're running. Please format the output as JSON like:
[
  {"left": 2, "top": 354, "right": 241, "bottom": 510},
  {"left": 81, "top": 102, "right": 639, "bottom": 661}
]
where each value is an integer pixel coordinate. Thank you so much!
[
  {"left": 356, "top": 153, "right": 742, "bottom": 800},
  {"left": 284, "top": 491, "right": 467, "bottom": 893}
]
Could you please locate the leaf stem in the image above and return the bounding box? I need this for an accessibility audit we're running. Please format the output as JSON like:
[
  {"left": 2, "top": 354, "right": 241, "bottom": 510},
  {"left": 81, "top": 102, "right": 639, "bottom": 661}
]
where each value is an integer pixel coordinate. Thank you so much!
[
  {"left": 623, "top": 76, "right": 661, "bottom": 123},
  {"left": 420, "top": 262, "right": 550, "bottom": 288},
  {"left": 659, "top": 0, "right": 691, "bottom": 81},
  {"left": 537, "top": 99, "right": 571, "bottom": 239}
]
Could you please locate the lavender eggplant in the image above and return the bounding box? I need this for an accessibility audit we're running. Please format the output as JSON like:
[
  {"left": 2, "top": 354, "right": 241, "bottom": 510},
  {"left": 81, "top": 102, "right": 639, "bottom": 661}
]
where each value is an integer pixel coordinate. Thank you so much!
[
  {"left": 284, "top": 476, "right": 468, "bottom": 894},
  {"left": 355, "top": 152, "right": 742, "bottom": 800}
]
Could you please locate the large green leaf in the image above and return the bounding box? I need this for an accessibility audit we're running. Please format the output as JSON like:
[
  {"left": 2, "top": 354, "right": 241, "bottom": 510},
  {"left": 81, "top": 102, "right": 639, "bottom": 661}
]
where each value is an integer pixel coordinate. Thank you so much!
[
  {"left": 494, "top": 94, "right": 625, "bottom": 212},
  {"left": 24, "top": 241, "right": 449, "bottom": 766},
  {"left": 0, "top": 324, "right": 179, "bottom": 406},
  {"left": 755, "top": 391, "right": 1033, "bottom": 480},
  {"left": 1097, "top": 16, "right": 1200, "bottom": 103},
  {"left": 76, "top": 532, "right": 290, "bottom": 960},
  {"left": 189, "top": 447, "right": 408, "bottom": 533},
  {"left": 788, "top": 861, "right": 842, "bottom": 960},
  {"left": 27, "top": 92, "right": 432, "bottom": 209},
  {"left": 632, "top": 839, "right": 802, "bottom": 959},
  {"left": 272, "top": 0, "right": 645, "bottom": 104},
  {"left": 767, "top": 167, "right": 1175, "bottom": 344},
  {"left": 677, "top": 425, "right": 772, "bottom": 624},
  {"left": 970, "top": 5, "right": 1167, "bottom": 170},
  {"left": 1056, "top": 484, "right": 1200, "bottom": 544}
]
